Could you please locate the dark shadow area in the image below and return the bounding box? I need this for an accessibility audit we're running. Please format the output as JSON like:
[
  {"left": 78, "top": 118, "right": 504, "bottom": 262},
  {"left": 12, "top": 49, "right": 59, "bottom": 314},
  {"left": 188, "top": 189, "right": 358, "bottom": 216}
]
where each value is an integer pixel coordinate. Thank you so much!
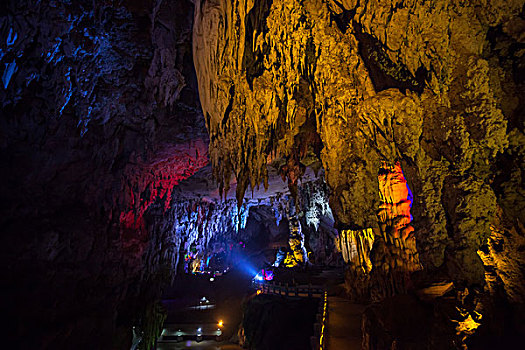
[{"left": 242, "top": 294, "right": 318, "bottom": 350}]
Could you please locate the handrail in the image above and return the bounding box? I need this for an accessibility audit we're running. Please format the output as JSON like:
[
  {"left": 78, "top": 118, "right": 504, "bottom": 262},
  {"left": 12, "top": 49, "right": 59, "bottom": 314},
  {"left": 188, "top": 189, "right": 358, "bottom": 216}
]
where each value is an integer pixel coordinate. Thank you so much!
[
  {"left": 254, "top": 281, "right": 325, "bottom": 297},
  {"left": 319, "top": 292, "right": 327, "bottom": 350},
  {"left": 310, "top": 292, "right": 328, "bottom": 350},
  {"left": 253, "top": 281, "right": 328, "bottom": 350}
]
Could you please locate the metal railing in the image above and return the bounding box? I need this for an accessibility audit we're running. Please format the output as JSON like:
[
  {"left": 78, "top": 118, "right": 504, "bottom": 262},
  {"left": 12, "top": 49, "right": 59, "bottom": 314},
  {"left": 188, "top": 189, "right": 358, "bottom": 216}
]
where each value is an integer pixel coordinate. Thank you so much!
[
  {"left": 254, "top": 282, "right": 325, "bottom": 298},
  {"left": 253, "top": 282, "right": 328, "bottom": 350},
  {"left": 310, "top": 292, "right": 328, "bottom": 350}
]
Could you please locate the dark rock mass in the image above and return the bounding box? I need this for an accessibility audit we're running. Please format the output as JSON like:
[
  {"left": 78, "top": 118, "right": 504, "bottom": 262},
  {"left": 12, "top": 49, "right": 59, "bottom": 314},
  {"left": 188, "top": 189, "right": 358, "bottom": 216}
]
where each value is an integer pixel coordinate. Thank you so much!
[{"left": 1, "top": 0, "right": 206, "bottom": 348}]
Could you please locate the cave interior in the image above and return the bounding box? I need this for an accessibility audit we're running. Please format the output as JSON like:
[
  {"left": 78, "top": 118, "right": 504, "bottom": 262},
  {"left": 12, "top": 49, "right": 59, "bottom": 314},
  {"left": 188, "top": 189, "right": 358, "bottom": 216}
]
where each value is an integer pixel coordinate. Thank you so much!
[{"left": 1, "top": 0, "right": 524, "bottom": 349}]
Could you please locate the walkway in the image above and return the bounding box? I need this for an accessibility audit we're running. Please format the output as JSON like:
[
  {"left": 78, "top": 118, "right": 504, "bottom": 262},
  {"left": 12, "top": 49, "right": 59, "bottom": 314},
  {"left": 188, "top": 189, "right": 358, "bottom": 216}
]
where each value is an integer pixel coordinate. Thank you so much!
[
  {"left": 255, "top": 281, "right": 325, "bottom": 298},
  {"left": 325, "top": 297, "right": 366, "bottom": 350}
]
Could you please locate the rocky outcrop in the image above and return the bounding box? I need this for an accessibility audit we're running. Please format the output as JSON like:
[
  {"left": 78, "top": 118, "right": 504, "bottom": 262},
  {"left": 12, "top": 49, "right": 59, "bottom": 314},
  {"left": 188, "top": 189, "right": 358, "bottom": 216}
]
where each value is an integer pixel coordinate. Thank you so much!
[
  {"left": 0, "top": 0, "right": 207, "bottom": 348},
  {"left": 291, "top": 173, "right": 341, "bottom": 266},
  {"left": 340, "top": 228, "right": 375, "bottom": 300},
  {"left": 339, "top": 228, "right": 375, "bottom": 273},
  {"left": 340, "top": 162, "right": 421, "bottom": 300},
  {"left": 193, "top": 0, "right": 524, "bottom": 300},
  {"left": 369, "top": 162, "right": 421, "bottom": 300},
  {"left": 361, "top": 294, "right": 459, "bottom": 350},
  {"left": 167, "top": 172, "right": 338, "bottom": 270},
  {"left": 1, "top": 0, "right": 523, "bottom": 348},
  {"left": 193, "top": 1, "right": 525, "bottom": 345},
  {"left": 478, "top": 217, "right": 525, "bottom": 305},
  {"left": 193, "top": 0, "right": 325, "bottom": 203}
]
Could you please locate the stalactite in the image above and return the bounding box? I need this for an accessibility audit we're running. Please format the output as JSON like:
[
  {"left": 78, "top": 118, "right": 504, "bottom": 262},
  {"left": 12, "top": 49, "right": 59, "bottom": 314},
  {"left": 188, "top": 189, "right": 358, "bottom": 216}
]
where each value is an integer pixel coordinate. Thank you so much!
[
  {"left": 193, "top": 1, "right": 523, "bottom": 304},
  {"left": 118, "top": 141, "right": 209, "bottom": 253},
  {"left": 338, "top": 228, "right": 375, "bottom": 273},
  {"left": 339, "top": 228, "right": 375, "bottom": 301}
]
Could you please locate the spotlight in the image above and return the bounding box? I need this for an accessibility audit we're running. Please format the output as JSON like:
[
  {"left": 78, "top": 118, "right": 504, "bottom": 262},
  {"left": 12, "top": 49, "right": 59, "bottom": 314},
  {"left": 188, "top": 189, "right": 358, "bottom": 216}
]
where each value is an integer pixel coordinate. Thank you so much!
[{"left": 218, "top": 320, "right": 224, "bottom": 327}]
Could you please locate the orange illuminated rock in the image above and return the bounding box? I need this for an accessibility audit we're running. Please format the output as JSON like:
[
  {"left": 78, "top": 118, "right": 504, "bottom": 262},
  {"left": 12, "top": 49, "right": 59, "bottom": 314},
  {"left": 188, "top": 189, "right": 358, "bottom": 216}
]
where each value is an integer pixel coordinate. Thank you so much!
[
  {"left": 378, "top": 162, "right": 414, "bottom": 240},
  {"left": 193, "top": 0, "right": 524, "bottom": 312}
]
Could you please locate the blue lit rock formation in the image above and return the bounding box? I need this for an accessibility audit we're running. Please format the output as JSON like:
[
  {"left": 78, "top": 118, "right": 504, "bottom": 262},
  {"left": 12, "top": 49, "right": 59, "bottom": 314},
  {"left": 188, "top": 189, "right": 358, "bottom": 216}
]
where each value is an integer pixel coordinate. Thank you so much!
[
  {"left": 165, "top": 168, "right": 336, "bottom": 270},
  {"left": 1, "top": 1, "right": 207, "bottom": 348}
]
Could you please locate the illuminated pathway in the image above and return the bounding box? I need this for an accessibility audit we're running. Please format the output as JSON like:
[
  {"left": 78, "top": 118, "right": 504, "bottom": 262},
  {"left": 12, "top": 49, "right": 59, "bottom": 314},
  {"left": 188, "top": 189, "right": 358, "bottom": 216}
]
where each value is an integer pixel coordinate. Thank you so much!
[{"left": 325, "top": 297, "right": 366, "bottom": 350}]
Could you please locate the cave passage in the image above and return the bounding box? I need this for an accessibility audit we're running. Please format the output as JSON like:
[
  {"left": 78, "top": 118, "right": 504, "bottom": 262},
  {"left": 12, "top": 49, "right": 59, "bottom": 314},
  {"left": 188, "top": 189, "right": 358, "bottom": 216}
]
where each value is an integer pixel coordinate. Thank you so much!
[{"left": 153, "top": 169, "right": 343, "bottom": 349}]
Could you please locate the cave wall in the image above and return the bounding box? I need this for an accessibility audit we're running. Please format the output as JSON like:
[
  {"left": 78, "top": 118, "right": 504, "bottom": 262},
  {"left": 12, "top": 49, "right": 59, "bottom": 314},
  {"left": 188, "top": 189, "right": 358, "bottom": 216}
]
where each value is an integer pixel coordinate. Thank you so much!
[
  {"left": 166, "top": 172, "right": 338, "bottom": 270},
  {"left": 193, "top": 0, "right": 525, "bottom": 316},
  {"left": 0, "top": 0, "right": 207, "bottom": 348}
]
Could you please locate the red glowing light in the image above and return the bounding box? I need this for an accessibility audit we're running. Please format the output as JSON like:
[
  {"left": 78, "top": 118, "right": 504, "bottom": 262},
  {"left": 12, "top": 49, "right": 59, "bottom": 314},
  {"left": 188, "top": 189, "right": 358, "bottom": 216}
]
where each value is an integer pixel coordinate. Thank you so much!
[{"left": 119, "top": 140, "right": 209, "bottom": 243}]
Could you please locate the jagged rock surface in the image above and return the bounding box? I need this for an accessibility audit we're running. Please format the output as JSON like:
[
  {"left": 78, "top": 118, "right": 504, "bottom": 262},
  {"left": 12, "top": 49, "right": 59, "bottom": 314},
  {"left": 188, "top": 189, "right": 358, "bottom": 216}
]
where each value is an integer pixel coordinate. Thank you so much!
[
  {"left": 167, "top": 172, "right": 338, "bottom": 269},
  {"left": 193, "top": 0, "right": 524, "bottom": 292},
  {"left": 193, "top": 0, "right": 525, "bottom": 342},
  {"left": 1, "top": 0, "right": 524, "bottom": 348},
  {"left": 0, "top": 1, "right": 207, "bottom": 348}
]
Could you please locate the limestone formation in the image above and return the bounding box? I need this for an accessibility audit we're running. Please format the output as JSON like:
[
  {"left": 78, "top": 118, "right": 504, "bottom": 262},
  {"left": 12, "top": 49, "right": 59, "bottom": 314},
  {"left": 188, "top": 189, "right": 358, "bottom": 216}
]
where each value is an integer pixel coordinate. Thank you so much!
[
  {"left": 194, "top": 0, "right": 523, "bottom": 295},
  {"left": 1, "top": 1, "right": 207, "bottom": 347},
  {"left": 193, "top": 0, "right": 525, "bottom": 340},
  {"left": 167, "top": 173, "right": 335, "bottom": 270}
]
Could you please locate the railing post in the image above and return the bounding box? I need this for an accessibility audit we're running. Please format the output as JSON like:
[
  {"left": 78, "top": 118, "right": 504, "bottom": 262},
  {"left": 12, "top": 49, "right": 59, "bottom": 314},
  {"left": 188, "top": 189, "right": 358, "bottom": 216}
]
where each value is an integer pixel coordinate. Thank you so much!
[
  {"left": 310, "top": 336, "right": 319, "bottom": 350},
  {"left": 313, "top": 323, "right": 321, "bottom": 336}
]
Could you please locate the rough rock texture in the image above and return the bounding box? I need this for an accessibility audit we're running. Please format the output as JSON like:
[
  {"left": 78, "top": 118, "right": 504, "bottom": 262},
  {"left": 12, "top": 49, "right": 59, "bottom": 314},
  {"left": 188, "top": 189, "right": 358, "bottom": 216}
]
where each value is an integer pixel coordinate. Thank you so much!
[
  {"left": 0, "top": 0, "right": 207, "bottom": 348},
  {"left": 340, "top": 162, "right": 421, "bottom": 300},
  {"left": 192, "top": 0, "right": 524, "bottom": 283},
  {"left": 167, "top": 171, "right": 338, "bottom": 270},
  {"left": 477, "top": 214, "right": 525, "bottom": 305},
  {"left": 361, "top": 294, "right": 458, "bottom": 350},
  {"left": 339, "top": 228, "right": 375, "bottom": 273},
  {"left": 298, "top": 175, "right": 341, "bottom": 265},
  {"left": 362, "top": 282, "right": 523, "bottom": 349},
  {"left": 339, "top": 227, "right": 375, "bottom": 300},
  {"left": 193, "top": 0, "right": 525, "bottom": 343},
  {"left": 193, "top": 0, "right": 325, "bottom": 202},
  {"left": 368, "top": 162, "right": 421, "bottom": 300}
]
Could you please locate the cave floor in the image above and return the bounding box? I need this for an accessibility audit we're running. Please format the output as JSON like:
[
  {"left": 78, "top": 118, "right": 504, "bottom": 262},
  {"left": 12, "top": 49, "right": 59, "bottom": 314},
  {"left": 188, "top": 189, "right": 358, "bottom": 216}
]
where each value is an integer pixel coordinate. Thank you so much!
[{"left": 325, "top": 297, "right": 366, "bottom": 350}]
